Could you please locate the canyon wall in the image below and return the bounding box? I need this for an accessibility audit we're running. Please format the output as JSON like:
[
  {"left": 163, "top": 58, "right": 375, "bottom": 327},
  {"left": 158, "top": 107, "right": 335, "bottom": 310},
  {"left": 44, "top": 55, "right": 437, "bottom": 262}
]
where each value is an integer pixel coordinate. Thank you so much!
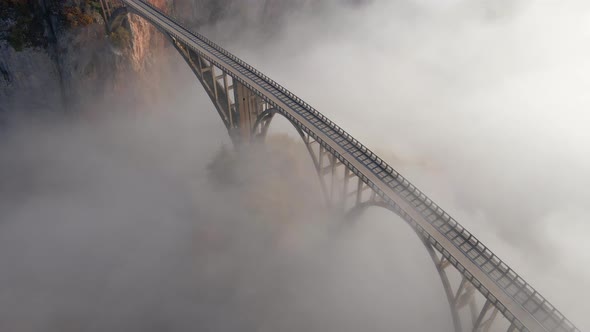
[
  {"left": 1, "top": 0, "right": 176, "bottom": 114},
  {"left": 0, "top": 0, "right": 358, "bottom": 115}
]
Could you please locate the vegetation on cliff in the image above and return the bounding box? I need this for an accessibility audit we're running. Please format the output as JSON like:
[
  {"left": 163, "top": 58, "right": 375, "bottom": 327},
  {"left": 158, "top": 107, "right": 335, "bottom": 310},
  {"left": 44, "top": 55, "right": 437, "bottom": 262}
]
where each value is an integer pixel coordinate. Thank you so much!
[
  {"left": 1, "top": 0, "right": 105, "bottom": 52},
  {"left": 60, "top": 5, "right": 95, "bottom": 28},
  {"left": 1, "top": 0, "right": 46, "bottom": 51},
  {"left": 109, "top": 25, "right": 131, "bottom": 49}
]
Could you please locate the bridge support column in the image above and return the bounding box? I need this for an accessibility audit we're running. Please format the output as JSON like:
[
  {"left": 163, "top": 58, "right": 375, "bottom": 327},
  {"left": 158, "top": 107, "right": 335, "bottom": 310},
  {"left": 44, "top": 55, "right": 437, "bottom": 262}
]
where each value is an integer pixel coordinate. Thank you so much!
[
  {"left": 167, "top": 35, "right": 271, "bottom": 145},
  {"left": 234, "top": 81, "right": 264, "bottom": 141},
  {"left": 102, "top": 0, "right": 112, "bottom": 17},
  {"left": 99, "top": 0, "right": 108, "bottom": 23}
]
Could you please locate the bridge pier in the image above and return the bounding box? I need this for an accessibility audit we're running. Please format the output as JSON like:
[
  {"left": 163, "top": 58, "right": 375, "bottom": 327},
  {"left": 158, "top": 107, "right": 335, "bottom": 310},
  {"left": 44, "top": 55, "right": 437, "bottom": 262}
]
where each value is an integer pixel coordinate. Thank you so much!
[
  {"left": 168, "top": 35, "right": 271, "bottom": 145},
  {"left": 234, "top": 81, "right": 265, "bottom": 140}
]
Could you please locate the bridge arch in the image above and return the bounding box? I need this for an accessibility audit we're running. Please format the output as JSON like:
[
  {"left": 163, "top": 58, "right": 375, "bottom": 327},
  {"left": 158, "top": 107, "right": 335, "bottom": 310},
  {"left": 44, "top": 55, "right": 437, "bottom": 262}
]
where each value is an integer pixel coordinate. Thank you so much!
[
  {"left": 251, "top": 107, "right": 306, "bottom": 142},
  {"left": 107, "top": 6, "right": 129, "bottom": 33},
  {"left": 345, "top": 201, "right": 462, "bottom": 332},
  {"left": 252, "top": 111, "right": 481, "bottom": 332},
  {"left": 251, "top": 108, "right": 333, "bottom": 205}
]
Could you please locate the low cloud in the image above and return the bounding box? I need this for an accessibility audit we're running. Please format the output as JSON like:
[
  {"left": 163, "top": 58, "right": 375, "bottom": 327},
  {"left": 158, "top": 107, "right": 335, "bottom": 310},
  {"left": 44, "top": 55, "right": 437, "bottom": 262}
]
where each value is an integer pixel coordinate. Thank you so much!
[
  {"left": 211, "top": 0, "right": 590, "bottom": 328},
  {"left": 1, "top": 0, "right": 588, "bottom": 331}
]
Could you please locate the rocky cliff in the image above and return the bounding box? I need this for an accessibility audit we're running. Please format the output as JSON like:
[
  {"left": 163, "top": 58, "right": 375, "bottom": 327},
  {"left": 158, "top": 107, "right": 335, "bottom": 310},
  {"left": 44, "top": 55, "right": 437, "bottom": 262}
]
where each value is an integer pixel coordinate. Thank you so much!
[
  {"left": 0, "top": 0, "right": 174, "bottom": 114},
  {"left": 0, "top": 0, "right": 352, "bottom": 115}
]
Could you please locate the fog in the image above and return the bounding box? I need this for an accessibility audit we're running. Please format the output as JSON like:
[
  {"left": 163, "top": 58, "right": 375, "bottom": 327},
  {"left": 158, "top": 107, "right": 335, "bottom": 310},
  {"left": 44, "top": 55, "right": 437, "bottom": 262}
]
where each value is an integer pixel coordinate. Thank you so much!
[
  {"left": 229, "top": 0, "right": 590, "bottom": 326},
  {"left": 1, "top": 0, "right": 589, "bottom": 331},
  {"left": 0, "top": 95, "right": 451, "bottom": 330}
]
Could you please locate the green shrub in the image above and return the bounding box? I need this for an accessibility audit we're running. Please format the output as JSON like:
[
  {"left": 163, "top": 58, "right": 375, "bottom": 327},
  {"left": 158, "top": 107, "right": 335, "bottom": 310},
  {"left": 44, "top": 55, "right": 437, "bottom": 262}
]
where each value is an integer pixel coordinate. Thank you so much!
[
  {"left": 6, "top": 15, "right": 39, "bottom": 52},
  {"left": 87, "top": 0, "right": 103, "bottom": 12},
  {"left": 7, "top": 25, "right": 27, "bottom": 51},
  {"left": 61, "top": 5, "right": 95, "bottom": 28},
  {"left": 84, "top": 0, "right": 106, "bottom": 22},
  {"left": 109, "top": 26, "right": 130, "bottom": 49},
  {"left": 0, "top": 0, "right": 30, "bottom": 15},
  {"left": 1, "top": 0, "right": 41, "bottom": 51}
]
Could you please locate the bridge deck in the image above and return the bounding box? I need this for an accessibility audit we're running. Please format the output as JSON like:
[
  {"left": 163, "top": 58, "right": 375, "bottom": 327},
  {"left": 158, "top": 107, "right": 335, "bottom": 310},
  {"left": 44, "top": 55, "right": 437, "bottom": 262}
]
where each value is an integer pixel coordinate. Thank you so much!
[{"left": 122, "top": 1, "right": 578, "bottom": 331}]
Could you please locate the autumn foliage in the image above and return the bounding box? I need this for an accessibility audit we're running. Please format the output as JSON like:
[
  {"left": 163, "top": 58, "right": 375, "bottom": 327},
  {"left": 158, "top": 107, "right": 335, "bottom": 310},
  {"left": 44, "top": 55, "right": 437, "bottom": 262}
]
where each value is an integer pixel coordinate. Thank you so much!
[{"left": 61, "top": 6, "right": 95, "bottom": 28}]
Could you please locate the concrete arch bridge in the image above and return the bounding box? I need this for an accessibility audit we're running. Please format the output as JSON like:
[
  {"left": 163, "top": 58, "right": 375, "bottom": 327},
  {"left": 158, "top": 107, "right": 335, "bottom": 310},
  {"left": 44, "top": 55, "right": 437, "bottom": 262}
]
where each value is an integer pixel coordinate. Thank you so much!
[{"left": 101, "top": 1, "right": 581, "bottom": 331}]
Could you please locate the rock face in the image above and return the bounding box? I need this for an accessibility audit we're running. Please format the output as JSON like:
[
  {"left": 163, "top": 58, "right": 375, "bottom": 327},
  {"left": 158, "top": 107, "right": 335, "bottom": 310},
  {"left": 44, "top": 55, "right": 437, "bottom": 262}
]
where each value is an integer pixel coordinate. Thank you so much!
[
  {"left": 1, "top": 1, "right": 56, "bottom": 113},
  {"left": 0, "top": 0, "right": 173, "bottom": 114},
  {"left": 0, "top": 0, "right": 345, "bottom": 115}
]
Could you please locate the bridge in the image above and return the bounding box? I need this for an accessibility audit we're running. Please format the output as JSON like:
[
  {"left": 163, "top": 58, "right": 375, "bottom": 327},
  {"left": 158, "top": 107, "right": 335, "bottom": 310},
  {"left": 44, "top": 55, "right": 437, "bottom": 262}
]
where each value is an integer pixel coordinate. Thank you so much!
[{"left": 104, "top": 1, "right": 580, "bottom": 331}]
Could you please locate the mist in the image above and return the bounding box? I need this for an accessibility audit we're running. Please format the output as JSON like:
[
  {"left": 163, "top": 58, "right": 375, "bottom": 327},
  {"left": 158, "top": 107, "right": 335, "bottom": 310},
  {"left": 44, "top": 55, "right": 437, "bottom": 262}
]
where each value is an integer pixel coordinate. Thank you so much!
[
  {"left": 1, "top": 0, "right": 589, "bottom": 331},
  {"left": 223, "top": 0, "right": 590, "bottom": 328},
  {"left": 0, "top": 94, "right": 452, "bottom": 331}
]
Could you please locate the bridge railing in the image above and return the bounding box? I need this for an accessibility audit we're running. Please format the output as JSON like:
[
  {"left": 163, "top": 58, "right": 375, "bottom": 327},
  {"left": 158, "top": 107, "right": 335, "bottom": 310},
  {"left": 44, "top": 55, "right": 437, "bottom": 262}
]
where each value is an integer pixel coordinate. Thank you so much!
[{"left": 128, "top": 2, "right": 579, "bottom": 331}]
